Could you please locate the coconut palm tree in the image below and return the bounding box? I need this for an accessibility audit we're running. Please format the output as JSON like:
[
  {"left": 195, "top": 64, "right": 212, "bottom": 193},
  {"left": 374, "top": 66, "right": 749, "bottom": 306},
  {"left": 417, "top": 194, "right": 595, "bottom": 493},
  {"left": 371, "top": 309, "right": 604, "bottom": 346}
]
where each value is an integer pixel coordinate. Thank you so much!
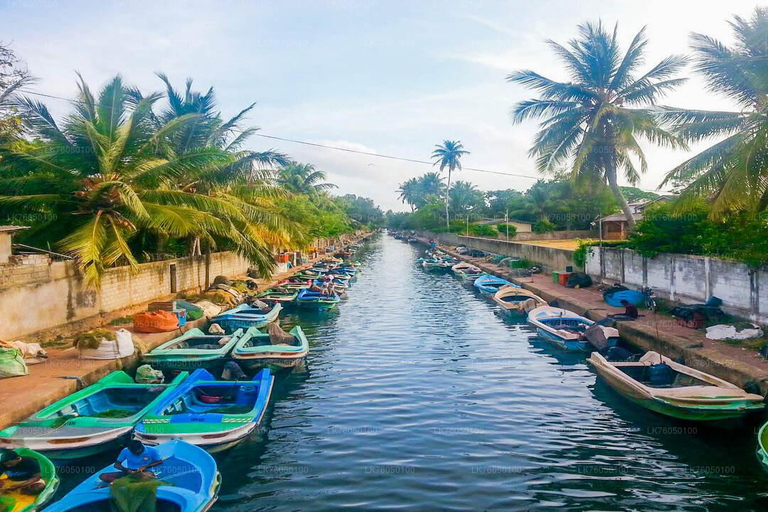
[
  {"left": 0, "top": 75, "right": 231, "bottom": 285},
  {"left": 509, "top": 21, "right": 687, "bottom": 229},
  {"left": 396, "top": 177, "right": 420, "bottom": 211},
  {"left": 277, "top": 162, "right": 336, "bottom": 196},
  {"left": 449, "top": 181, "right": 485, "bottom": 215},
  {"left": 432, "top": 140, "right": 469, "bottom": 228},
  {"left": 660, "top": 8, "right": 768, "bottom": 216}
]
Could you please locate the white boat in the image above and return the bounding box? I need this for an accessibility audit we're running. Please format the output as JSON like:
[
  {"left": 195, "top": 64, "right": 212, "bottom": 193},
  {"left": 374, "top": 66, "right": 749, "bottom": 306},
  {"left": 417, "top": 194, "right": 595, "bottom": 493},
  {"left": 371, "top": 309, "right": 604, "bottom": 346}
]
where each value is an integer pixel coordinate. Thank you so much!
[
  {"left": 493, "top": 285, "right": 547, "bottom": 316},
  {"left": 451, "top": 262, "right": 483, "bottom": 283},
  {"left": 526, "top": 305, "right": 619, "bottom": 352},
  {"left": 588, "top": 351, "right": 765, "bottom": 421}
]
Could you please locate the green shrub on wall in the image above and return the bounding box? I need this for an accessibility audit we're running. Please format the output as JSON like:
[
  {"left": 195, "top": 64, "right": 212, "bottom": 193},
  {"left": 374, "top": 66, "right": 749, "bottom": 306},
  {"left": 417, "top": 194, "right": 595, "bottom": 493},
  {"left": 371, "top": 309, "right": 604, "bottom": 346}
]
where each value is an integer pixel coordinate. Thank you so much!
[{"left": 496, "top": 224, "right": 518, "bottom": 238}]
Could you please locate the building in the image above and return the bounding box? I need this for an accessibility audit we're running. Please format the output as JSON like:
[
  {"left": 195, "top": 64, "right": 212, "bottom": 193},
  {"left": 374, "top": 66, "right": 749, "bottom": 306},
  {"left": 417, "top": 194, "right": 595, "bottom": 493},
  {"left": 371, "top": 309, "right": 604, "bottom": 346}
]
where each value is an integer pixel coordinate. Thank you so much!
[
  {"left": 598, "top": 195, "right": 676, "bottom": 240},
  {"left": 0, "top": 226, "right": 28, "bottom": 264}
]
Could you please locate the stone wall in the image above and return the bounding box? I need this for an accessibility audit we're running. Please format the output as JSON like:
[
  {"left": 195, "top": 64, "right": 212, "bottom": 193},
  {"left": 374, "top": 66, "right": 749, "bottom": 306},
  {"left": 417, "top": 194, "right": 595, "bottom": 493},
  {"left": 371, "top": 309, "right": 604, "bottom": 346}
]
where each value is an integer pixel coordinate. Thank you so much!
[
  {"left": 494, "top": 229, "right": 595, "bottom": 242},
  {"left": 0, "top": 251, "right": 250, "bottom": 340},
  {"left": 422, "top": 231, "right": 579, "bottom": 272},
  {"left": 586, "top": 247, "right": 768, "bottom": 323}
]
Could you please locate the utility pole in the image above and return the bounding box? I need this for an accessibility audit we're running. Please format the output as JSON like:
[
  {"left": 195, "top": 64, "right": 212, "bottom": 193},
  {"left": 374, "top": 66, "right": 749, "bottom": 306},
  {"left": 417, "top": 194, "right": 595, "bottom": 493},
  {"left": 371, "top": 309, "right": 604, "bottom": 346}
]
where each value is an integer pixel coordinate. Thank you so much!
[
  {"left": 505, "top": 209, "right": 509, "bottom": 241},
  {"left": 466, "top": 215, "right": 469, "bottom": 237}
]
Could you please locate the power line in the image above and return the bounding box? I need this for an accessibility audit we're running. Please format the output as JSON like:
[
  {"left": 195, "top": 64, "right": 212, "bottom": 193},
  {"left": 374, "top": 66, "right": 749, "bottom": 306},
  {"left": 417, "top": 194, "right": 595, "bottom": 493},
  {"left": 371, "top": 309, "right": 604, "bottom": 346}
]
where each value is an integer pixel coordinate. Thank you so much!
[{"left": 15, "top": 87, "right": 669, "bottom": 192}]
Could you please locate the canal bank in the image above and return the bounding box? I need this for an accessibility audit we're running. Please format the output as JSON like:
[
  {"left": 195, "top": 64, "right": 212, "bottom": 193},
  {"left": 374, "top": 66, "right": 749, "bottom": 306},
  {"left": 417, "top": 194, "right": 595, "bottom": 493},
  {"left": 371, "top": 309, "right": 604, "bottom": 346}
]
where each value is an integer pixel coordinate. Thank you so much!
[
  {"left": 432, "top": 241, "right": 768, "bottom": 396},
  {"left": 0, "top": 233, "right": 373, "bottom": 430}
]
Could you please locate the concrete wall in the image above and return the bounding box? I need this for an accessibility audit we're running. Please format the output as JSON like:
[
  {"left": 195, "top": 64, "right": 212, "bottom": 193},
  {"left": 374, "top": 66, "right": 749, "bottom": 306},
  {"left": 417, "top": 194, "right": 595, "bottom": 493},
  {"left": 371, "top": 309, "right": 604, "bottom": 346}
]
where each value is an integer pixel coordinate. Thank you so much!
[
  {"left": 0, "top": 251, "right": 250, "bottom": 340},
  {"left": 423, "top": 231, "right": 579, "bottom": 272},
  {"left": 587, "top": 247, "right": 767, "bottom": 323}
]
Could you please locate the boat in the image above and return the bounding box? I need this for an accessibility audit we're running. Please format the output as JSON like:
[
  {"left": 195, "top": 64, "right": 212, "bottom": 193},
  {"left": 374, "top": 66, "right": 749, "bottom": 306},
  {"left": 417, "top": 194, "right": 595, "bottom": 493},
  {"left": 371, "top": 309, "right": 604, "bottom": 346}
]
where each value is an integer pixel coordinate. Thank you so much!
[
  {"left": 421, "top": 260, "right": 452, "bottom": 272},
  {"left": 210, "top": 303, "right": 282, "bottom": 332},
  {"left": 232, "top": 325, "right": 309, "bottom": 370},
  {"left": 0, "top": 448, "right": 59, "bottom": 512},
  {"left": 756, "top": 422, "right": 768, "bottom": 472},
  {"left": 295, "top": 288, "right": 341, "bottom": 309},
  {"left": 451, "top": 262, "right": 483, "bottom": 283},
  {"left": 142, "top": 328, "right": 247, "bottom": 371},
  {"left": 135, "top": 369, "right": 274, "bottom": 452},
  {"left": 278, "top": 279, "right": 312, "bottom": 291},
  {"left": 589, "top": 351, "right": 765, "bottom": 421},
  {"left": 493, "top": 285, "right": 547, "bottom": 316},
  {"left": 0, "top": 372, "right": 187, "bottom": 459},
  {"left": 256, "top": 288, "right": 299, "bottom": 305},
  {"left": 473, "top": 274, "right": 514, "bottom": 296},
  {"left": 526, "top": 306, "right": 619, "bottom": 352},
  {"left": 43, "top": 440, "right": 220, "bottom": 512}
]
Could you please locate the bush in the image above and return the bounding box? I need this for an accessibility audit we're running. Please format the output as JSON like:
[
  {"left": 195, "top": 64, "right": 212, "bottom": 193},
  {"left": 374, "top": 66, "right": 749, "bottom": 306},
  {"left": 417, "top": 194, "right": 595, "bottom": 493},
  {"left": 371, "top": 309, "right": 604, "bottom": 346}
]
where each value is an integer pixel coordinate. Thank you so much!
[
  {"left": 533, "top": 219, "right": 556, "bottom": 233},
  {"left": 496, "top": 224, "right": 518, "bottom": 238}
]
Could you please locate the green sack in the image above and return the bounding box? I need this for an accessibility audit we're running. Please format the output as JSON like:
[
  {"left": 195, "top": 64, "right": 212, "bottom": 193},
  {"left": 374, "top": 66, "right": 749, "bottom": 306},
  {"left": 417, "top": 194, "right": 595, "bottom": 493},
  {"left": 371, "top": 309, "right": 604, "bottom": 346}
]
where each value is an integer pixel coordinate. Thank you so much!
[{"left": 0, "top": 347, "right": 27, "bottom": 378}]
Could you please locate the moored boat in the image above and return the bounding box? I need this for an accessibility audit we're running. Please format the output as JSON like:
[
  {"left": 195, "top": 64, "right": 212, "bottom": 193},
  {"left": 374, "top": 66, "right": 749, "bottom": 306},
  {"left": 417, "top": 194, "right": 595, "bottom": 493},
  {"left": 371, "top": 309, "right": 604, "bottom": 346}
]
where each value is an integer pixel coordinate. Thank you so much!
[
  {"left": 231, "top": 325, "right": 309, "bottom": 370},
  {"left": 295, "top": 288, "right": 340, "bottom": 309},
  {"left": 210, "top": 303, "right": 282, "bottom": 332},
  {"left": 473, "top": 274, "right": 515, "bottom": 296},
  {"left": 0, "top": 448, "right": 59, "bottom": 512},
  {"left": 493, "top": 285, "right": 547, "bottom": 316},
  {"left": 589, "top": 351, "right": 765, "bottom": 421},
  {"left": 43, "top": 440, "right": 220, "bottom": 512},
  {"left": 422, "top": 259, "right": 452, "bottom": 272},
  {"left": 0, "top": 372, "right": 187, "bottom": 459},
  {"left": 142, "top": 328, "right": 246, "bottom": 371},
  {"left": 451, "top": 262, "right": 482, "bottom": 283},
  {"left": 527, "top": 305, "right": 619, "bottom": 352},
  {"left": 256, "top": 288, "right": 299, "bottom": 305},
  {"left": 135, "top": 369, "right": 274, "bottom": 452}
]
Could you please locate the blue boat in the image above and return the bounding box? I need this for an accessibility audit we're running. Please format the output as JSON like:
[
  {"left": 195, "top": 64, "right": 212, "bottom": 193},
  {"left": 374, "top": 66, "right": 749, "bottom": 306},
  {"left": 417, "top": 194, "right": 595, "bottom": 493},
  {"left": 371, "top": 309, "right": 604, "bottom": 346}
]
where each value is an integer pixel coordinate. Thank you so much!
[
  {"left": 210, "top": 303, "right": 282, "bottom": 332},
  {"left": 296, "top": 288, "right": 341, "bottom": 309},
  {"left": 473, "top": 274, "right": 517, "bottom": 296},
  {"left": 135, "top": 368, "right": 274, "bottom": 453},
  {"left": 43, "top": 440, "right": 221, "bottom": 512},
  {"left": 527, "top": 305, "right": 620, "bottom": 352}
]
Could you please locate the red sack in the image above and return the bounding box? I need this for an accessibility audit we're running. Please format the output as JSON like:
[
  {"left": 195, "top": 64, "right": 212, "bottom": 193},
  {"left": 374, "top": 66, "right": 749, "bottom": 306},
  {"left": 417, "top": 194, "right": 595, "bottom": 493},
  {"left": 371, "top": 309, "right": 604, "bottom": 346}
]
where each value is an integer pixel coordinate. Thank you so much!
[{"left": 133, "top": 310, "right": 179, "bottom": 333}]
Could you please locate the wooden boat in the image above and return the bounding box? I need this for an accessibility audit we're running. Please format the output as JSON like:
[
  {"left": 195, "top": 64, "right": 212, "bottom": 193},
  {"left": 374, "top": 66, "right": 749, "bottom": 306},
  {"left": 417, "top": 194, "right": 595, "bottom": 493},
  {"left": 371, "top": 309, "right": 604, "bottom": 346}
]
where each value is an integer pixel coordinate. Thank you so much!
[
  {"left": 0, "top": 448, "right": 59, "bottom": 512},
  {"left": 421, "top": 260, "right": 452, "bottom": 272},
  {"left": 0, "top": 372, "right": 187, "bottom": 459},
  {"left": 526, "top": 306, "right": 619, "bottom": 352},
  {"left": 232, "top": 326, "right": 309, "bottom": 370},
  {"left": 256, "top": 288, "right": 299, "bottom": 305},
  {"left": 43, "top": 440, "right": 220, "bottom": 512},
  {"left": 493, "top": 285, "right": 547, "bottom": 316},
  {"left": 295, "top": 288, "right": 340, "bottom": 309},
  {"left": 473, "top": 274, "right": 514, "bottom": 296},
  {"left": 451, "top": 262, "right": 482, "bottom": 283},
  {"left": 756, "top": 422, "right": 768, "bottom": 472},
  {"left": 135, "top": 369, "right": 274, "bottom": 452},
  {"left": 142, "top": 328, "right": 246, "bottom": 371},
  {"left": 210, "top": 303, "right": 282, "bottom": 333},
  {"left": 589, "top": 351, "right": 765, "bottom": 421},
  {"left": 278, "top": 279, "right": 312, "bottom": 291}
]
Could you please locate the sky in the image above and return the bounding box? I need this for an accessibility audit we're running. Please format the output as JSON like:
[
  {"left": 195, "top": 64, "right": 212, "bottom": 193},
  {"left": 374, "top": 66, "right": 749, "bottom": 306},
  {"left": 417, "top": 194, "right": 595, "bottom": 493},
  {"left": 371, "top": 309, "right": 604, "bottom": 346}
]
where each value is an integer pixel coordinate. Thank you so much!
[{"left": 0, "top": 0, "right": 754, "bottom": 211}]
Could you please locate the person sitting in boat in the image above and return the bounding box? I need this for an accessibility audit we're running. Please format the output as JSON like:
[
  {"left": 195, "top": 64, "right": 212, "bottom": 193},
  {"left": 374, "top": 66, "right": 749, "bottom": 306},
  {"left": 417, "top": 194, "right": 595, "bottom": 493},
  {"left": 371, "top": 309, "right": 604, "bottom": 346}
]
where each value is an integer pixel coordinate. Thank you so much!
[
  {"left": 99, "top": 440, "right": 163, "bottom": 483},
  {"left": 0, "top": 449, "right": 44, "bottom": 495},
  {"left": 610, "top": 300, "right": 639, "bottom": 321}
]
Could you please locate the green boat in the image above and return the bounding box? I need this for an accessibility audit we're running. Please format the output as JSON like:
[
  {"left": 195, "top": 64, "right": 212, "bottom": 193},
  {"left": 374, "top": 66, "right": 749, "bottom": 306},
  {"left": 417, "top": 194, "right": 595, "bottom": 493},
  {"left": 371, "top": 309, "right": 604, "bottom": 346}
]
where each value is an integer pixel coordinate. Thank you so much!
[
  {"left": 0, "top": 448, "right": 59, "bottom": 512},
  {"left": 142, "top": 328, "right": 246, "bottom": 371},
  {"left": 0, "top": 372, "right": 187, "bottom": 459},
  {"left": 257, "top": 288, "right": 299, "bottom": 305},
  {"left": 232, "top": 326, "right": 309, "bottom": 370}
]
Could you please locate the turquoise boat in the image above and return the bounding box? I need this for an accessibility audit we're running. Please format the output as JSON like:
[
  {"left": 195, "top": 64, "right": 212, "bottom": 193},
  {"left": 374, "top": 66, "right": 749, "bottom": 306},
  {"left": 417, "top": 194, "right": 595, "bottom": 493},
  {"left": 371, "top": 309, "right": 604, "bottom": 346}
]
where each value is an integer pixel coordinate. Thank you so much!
[
  {"left": 0, "top": 448, "right": 59, "bottom": 512},
  {"left": 232, "top": 326, "right": 309, "bottom": 369},
  {"left": 473, "top": 274, "right": 514, "bottom": 296},
  {"left": 135, "top": 369, "right": 274, "bottom": 452},
  {"left": 43, "top": 440, "right": 220, "bottom": 512},
  {"left": 210, "top": 303, "right": 282, "bottom": 332},
  {"left": 0, "top": 372, "right": 187, "bottom": 459},
  {"left": 256, "top": 288, "right": 299, "bottom": 305},
  {"left": 142, "top": 328, "right": 247, "bottom": 371},
  {"left": 295, "top": 288, "right": 340, "bottom": 309}
]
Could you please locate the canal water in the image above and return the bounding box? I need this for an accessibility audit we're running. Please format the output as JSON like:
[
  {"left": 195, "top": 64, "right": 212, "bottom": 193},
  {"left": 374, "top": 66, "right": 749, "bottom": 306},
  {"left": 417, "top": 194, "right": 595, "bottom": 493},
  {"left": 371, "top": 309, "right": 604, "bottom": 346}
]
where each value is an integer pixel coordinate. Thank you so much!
[{"left": 60, "top": 234, "right": 768, "bottom": 511}]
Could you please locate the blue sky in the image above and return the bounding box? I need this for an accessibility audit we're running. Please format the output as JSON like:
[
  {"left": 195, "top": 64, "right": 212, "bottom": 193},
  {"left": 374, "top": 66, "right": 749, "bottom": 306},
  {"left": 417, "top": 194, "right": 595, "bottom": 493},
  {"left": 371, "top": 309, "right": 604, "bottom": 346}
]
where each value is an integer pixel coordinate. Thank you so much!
[{"left": 2, "top": 0, "right": 750, "bottom": 210}]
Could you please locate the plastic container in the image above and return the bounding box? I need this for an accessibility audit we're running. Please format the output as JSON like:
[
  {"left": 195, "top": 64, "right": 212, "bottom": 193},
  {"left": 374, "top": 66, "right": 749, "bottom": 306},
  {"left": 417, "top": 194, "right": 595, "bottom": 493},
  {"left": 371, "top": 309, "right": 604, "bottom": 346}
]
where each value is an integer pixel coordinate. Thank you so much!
[
  {"left": 557, "top": 272, "right": 572, "bottom": 286},
  {"left": 551, "top": 271, "right": 559, "bottom": 284}
]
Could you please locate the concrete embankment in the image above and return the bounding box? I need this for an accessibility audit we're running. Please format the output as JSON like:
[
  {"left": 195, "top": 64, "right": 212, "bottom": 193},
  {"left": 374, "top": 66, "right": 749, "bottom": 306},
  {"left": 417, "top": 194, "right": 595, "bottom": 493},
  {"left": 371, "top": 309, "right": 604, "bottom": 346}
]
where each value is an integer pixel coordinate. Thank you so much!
[
  {"left": 434, "top": 242, "right": 768, "bottom": 396},
  {"left": 0, "top": 233, "right": 372, "bottom": 430}
]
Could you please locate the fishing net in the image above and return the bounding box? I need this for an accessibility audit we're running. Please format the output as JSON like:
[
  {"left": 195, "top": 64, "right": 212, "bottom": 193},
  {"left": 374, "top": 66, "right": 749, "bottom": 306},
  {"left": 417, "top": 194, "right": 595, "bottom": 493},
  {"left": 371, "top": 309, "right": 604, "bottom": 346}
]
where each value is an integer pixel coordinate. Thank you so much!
[
  {"left": 110, "top": 474, "right": 167, "bottom": 512},
  {"left": 268, "top": 323, "right": 296, "bottom": 345}
]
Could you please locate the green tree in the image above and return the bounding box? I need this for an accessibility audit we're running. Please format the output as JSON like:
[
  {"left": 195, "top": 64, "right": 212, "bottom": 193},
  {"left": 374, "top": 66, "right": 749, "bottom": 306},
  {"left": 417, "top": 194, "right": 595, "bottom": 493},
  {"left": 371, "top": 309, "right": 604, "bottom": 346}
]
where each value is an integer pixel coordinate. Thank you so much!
[
  {"left": 431, "top": 140, "right": 469, "bottom": 228},
  {"left": 449, "top": 180, "right": 485, "bottom": 216},
  {"left": 509, "top": 21, "right": 686, "bottom": 229},
  {"left": 660, "top": 8, "right": 768, "bottom": 216},
  {"left": 396, "top": 177, "right": 420, "bottom": 211},
  {"left": 278, "top": 162, "right": 336, "bottom": 196},
  {"left": 0, "top": 43, "right": 33, "bottom": 141}
]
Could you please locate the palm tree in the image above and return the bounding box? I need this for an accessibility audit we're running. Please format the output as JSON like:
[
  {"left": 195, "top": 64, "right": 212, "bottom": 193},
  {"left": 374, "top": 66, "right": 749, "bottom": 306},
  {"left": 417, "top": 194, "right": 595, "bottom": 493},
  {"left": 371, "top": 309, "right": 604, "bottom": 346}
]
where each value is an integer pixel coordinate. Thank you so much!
[
  {"left": 660, "top": 8, "right": 768, "bottom": 216},
  {"left": 432, "top": 140, "right": 469, "bottom": 227},
  {"left": 509, "top": 21, "right": 687, "bottom": 229},
  {"left": 396, "top": 177, "right": 420, "bottom": 211},
  {"left": 0, "top": 75, "right": 230, "bottom": 285},
  {"left": 277, "top": 162, "right": 336, "bottom": 196},
  {"left": 414, "top": 172, "right": 446, "bottom": 208},
  {"left": 449, "top": 181, "right": 484, "bottom": 215}
]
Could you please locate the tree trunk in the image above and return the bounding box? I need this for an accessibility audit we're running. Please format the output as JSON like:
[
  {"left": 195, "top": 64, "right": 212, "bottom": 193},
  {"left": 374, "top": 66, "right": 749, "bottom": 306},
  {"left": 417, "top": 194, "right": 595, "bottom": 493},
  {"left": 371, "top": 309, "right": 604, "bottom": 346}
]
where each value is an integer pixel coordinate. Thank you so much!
[
  {"left": 445, "top": 169, "right": 452, "bottom": 228},
  {"left": 606, "top": 169, "right": 635, "bottom": 230}
]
